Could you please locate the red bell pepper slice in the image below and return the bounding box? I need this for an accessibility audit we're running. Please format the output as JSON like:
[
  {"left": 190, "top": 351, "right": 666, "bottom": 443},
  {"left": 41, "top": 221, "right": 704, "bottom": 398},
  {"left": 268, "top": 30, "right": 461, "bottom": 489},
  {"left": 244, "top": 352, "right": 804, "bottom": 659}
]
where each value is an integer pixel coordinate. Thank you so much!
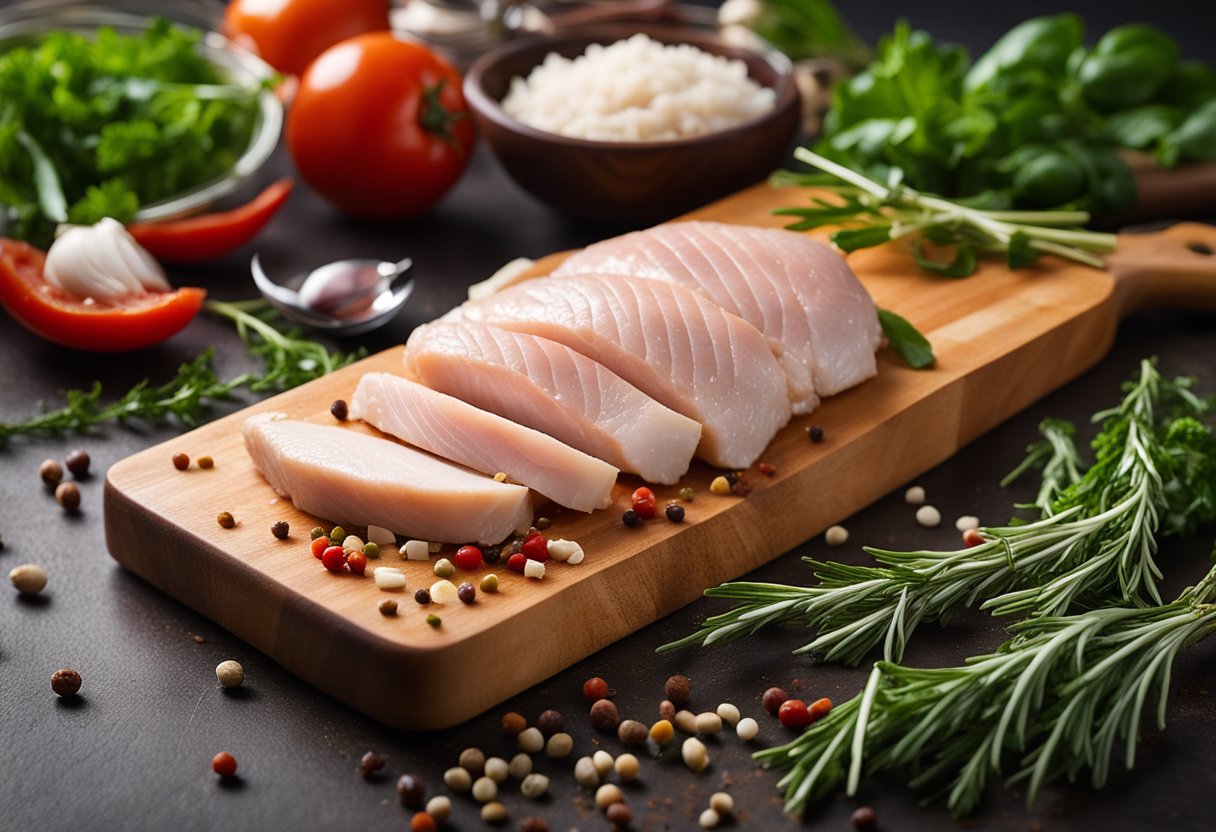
[
  {"left": 0, "top": 239, "right": 205, "bottom": 352},
  {"left": 127, "top": 177, "right": 294, "bottom": 264}
]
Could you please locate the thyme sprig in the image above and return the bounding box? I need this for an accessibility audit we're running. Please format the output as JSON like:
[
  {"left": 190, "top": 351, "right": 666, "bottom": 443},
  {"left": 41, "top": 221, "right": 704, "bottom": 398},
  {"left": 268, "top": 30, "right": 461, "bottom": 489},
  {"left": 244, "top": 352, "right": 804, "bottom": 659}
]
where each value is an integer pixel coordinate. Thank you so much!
[
  {"left": 758, "top": 560, "right": 1216, "bottom": 817},
  {"left": 0, "top": 300, "right": 362, "bottom": 443},
  {"left": 661, "top": 361, "right": 1216, "bottom": 664},
  {"left": 772, "top": 148, "right": 1119, "bottom": 275}
]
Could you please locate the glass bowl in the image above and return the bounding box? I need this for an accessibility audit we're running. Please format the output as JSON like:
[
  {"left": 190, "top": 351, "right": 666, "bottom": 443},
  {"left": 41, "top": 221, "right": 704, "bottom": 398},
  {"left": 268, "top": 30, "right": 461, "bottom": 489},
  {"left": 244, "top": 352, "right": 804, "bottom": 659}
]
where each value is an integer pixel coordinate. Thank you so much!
[{"left": 0, "top": 0, "right": 282, "bottom": 223}]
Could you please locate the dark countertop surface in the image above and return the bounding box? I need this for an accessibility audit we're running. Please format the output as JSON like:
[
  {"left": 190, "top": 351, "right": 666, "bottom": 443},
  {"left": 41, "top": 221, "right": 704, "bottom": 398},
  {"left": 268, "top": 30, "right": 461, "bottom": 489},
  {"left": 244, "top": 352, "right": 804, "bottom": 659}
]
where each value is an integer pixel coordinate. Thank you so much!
[{"left": 2, "top": 2, "right": 1215, "bottom": 830}]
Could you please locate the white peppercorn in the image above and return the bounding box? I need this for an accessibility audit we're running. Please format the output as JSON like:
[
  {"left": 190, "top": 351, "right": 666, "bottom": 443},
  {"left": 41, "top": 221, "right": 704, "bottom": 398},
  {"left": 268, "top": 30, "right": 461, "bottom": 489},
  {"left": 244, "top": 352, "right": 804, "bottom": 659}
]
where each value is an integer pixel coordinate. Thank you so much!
[
  {"left": 916, "top": 505, "right": 942, "bottom": 527},
  {"left": 905, "top": 485, "right": 926, "bottom": 504},
  {"left": 484, "top": 756, "right": 509, "bottom": 783},
  {"left": 215, "top": 660, "right": 244, "bottom": 688},
  {"left": 595, "top": 783, "right": 624, "bottom": 810},
  {"left": 508, "top": 752, "right": 532, "bottom": 780},
  {"left": 592, "top": 749, "right": 614, "bottom": 777},
  {"left": 716, "top": 703, "right": 741, "bottom": 725},
  {"left": 574, "top": 756, "right": 600, "bottom": 788},
  {"left": 9, "top": 563, "right": 47, "bottom": 595},
  {"left": 736, "top": 716, "right": 759, "bottom": 741},
  {"left": 520, "top": 773, "right": 550, "bottom": 799},
  {"left": 517, "top": 726, "right": 544, "bottom": 754},
  {"left": 694, "top": 712, "right": 723, "bottom": 734},
  {"left": 443, "top": 766, "right": 472, "bottom": 792},
  {"left": 682, "top": 737, "right": 708, "bottom": 773},
  {"left": 480, "top": 801, "right": 508, "bottom": 823},
  {"left": 825, "top": 524, "right": 849, "bottom": 546},
  {"left": 426, "top": 795, "right": 452, "bottom": 823},
  {"left": 545, "top": 731, "right": 574, "bottom": 758},
  {"left": 614, "top": 753, "right": 640, "bottom": 782},
  {"left": 472, "top": 775, "right": 498, "bottom": 803},
  {"left": 699, "top": 808, "right": 721, "bottom": 829},
  {"left": 709, "top": 792, "right": 734, "bottom": 815}
]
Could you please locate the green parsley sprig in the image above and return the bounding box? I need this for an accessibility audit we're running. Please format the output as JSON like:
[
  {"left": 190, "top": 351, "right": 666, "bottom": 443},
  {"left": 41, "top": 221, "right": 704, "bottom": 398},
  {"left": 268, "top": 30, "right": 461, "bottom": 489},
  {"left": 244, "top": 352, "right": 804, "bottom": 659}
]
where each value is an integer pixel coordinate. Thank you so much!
[
  {"left": 0, "top": 300, "right": 362, "bottom": 443},
  {"left": 772, "top": 148, "right": 1119, "bottom": 276}
]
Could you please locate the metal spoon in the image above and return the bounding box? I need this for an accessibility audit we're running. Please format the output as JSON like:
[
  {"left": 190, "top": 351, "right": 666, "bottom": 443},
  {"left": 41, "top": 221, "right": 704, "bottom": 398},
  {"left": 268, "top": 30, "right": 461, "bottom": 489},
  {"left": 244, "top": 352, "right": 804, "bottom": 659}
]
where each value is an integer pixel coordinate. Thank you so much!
[{"left": 251, "top": 253, "right": 415, "bottom": 336}]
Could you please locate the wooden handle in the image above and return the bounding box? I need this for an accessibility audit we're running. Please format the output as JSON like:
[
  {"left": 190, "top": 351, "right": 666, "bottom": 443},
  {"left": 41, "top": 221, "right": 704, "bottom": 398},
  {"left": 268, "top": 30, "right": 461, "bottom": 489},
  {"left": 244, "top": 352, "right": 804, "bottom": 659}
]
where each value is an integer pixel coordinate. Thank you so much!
[{"left": 1110, "top": 222, "right": 1216, "bottom": 316}]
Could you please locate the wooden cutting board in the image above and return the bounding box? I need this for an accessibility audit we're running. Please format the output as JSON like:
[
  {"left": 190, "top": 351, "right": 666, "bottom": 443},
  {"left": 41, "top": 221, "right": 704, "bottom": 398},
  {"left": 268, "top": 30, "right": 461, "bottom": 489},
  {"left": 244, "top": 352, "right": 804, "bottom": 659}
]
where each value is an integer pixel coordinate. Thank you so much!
[{"left": 103, "top": 184, "right": 1216, "bottom": 730}]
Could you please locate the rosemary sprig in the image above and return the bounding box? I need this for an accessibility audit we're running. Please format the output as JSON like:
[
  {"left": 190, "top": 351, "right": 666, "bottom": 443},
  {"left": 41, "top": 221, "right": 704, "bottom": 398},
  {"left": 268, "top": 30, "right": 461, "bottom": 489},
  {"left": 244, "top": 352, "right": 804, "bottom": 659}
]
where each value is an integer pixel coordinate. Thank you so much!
[
  {"left": 0, "top": 300, "right": 363, "bottom": 442},
  {"left": 661, "top": 360, "right": 1216, "bottom": 663},
  {"left": 772, "top": 148, "right": 1118, "bottom": 275},
  {"left": 999, "top": 417, "right": 1084, "bottom": 514},
  {"left": 758, "top": 558, "right": 1216, "bottom": 817}
]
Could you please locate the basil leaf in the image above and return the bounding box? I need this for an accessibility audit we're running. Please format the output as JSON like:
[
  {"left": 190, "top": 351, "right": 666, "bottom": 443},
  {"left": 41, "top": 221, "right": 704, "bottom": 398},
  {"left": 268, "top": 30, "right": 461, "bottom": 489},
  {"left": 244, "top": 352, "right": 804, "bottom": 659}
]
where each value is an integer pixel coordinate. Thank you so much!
[
  {"left": 878, "top": 307, "right": 934, "bottom": 369},
  {"left": 912, "top": 241, "right": 977, "bottom": 277},
  {"left": 831, "top": 225, "right": 892, "bottom": 252}
]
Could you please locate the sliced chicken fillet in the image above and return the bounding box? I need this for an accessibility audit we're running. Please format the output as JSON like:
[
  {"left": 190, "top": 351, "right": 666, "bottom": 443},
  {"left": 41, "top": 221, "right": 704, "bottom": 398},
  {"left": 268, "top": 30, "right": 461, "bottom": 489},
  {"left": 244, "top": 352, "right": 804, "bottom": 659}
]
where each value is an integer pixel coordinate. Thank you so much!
[
  {"left": 404, "top": 322, "right": 700, "bottom": 485},
  {"left": 243, "top": 413, "right": 530, "bottom": 545},
  {"left": 452, "top": 273, "right": 791, "bottom": 469},
  {"left": 351, "top": 372, "right": 617, "bottom": 513},
  {"left": 552, "top": 220, "right": 882, "bottom": 408}
]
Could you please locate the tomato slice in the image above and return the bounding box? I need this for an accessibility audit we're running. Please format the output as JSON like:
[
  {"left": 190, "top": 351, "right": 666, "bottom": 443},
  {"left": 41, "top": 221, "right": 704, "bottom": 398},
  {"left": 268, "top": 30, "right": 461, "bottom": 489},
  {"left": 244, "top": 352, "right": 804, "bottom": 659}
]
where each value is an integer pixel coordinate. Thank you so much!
[
  {"left": 126, "top": 178, "right": 294, "bottom": 264},
  {"left": 0, "top": 239, "right": 205, "bottom": 352}
]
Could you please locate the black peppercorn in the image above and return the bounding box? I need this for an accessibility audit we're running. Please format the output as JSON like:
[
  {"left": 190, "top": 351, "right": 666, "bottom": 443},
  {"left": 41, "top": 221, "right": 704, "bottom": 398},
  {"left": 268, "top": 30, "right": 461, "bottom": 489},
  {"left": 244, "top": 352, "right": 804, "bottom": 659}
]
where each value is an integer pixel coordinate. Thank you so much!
[
  {"left": 665, "top": 503, "right": 685, "bottom": 523},
  {"left": 482, "top": 545, "right": 501, "bottom": 565},
  {"left": 65, "top": 449, "right": 90, "bottom": 477},
  {"left": 457, "top": 582, "right": 476, "bottom": 604},
  {"left": 622, "top": 509, "right": 641, "bottom": 527},
  {"left": 414, "top": 588, "right": 431, "bottom": 605},
  {"left": 536, "top": 709, "right": 565, "bottom": 737},
  {"left": 330, "top": 399, "right": 348, "bottom": 421},
  {"left": 809, "top": 424, "right": 824, "bottom": 443},
  {"left": 271, "top": 521, "right": 289, "bottom": 540}
]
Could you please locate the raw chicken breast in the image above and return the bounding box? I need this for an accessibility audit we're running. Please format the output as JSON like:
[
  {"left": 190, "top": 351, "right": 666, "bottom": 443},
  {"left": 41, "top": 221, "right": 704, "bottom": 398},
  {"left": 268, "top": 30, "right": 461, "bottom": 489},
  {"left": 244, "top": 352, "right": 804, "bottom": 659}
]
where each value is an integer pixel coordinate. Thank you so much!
[
  {"left": 403, "top": 322, "right": 700, "bottom": 485},
  {"left": 552, "top": 220, "right": 882, "bottom": 409},
  {"left": 351, "top": 372, "right": 618, "bottom": 513},
  {"left": 453, "top": 274, "right": 790, "bottom": 469},
  {"left": 243, "top": 413, "right": 530, "bottom": 545}
]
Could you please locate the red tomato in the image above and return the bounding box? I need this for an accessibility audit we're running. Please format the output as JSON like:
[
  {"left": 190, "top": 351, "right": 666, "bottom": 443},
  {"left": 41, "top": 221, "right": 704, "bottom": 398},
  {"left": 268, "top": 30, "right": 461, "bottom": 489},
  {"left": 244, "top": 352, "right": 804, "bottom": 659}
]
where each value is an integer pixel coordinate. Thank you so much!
[
  {"left": 222, "top": 0, "right": 390, "bottom": 76},
  {"left": 0, "top": 239, "right": 204, "bottom": 352},
  {"left": 287, "top": 33, "right": 475, "bottom": 220},
  {"left": 127, "top": 178, "right": 294, "bottom": 264}
]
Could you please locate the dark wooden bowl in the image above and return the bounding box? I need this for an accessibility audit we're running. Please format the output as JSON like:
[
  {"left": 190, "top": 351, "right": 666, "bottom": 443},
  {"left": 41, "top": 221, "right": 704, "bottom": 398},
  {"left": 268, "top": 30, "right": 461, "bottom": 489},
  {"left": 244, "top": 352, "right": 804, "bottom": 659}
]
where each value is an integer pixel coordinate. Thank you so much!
[{"left": 464, "top": 22, "right": 801, "bottom": 225}]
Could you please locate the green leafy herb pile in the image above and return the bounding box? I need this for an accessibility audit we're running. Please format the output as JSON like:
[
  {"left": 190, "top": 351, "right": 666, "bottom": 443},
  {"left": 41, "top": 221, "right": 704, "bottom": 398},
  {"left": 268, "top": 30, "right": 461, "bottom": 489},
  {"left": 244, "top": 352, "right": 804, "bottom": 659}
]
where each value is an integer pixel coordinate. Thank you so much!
[
  {"left": 0, "top": 18, "right": 265, "bottom": 247},
  {"left": 663, "top": 360, "right": 1216, "bottom": 814},
  {"left": 814, "top": 14, "right": 1216, "bottom": 216},
  {"left": 0, "top": 300, "right": 363, "bottom": 443}
]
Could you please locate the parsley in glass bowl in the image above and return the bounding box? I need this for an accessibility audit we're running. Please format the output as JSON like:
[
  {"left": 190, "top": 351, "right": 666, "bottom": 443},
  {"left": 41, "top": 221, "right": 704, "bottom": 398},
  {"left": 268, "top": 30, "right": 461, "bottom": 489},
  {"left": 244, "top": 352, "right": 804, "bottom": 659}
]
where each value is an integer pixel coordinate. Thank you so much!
[{"left": 0, "top": 2, "right": 282, "bottom": 247}]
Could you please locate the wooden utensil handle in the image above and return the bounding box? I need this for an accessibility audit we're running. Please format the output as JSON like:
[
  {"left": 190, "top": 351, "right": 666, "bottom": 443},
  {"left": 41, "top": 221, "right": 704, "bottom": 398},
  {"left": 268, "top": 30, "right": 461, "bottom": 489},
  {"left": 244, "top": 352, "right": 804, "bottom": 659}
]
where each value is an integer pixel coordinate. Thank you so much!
[{"left": 1111, "top": 222, "right": 1216, "bottom": 315}]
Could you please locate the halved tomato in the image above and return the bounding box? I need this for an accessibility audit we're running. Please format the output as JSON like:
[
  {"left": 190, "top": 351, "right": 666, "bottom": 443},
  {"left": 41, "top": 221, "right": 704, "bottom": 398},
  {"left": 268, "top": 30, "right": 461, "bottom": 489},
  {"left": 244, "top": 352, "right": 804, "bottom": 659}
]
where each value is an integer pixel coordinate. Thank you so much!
[{"left": 0, "top": 239, "right": 205, "bottom": 352}]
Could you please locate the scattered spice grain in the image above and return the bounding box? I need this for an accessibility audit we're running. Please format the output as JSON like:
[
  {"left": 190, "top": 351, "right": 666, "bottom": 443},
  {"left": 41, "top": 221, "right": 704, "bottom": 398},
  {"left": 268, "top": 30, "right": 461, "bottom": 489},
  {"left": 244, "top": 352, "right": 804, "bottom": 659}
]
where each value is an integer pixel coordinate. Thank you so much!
[
  {"left": 472, "top": 775, "right": 497, "bottom": 803},
  {"left": 963, "top": 527, "right": 985, "bottom": 547},
  {"left": 825, "top": 525, "right": 849, "bottom": 546},
  {"left": 778, "top": 699, "right": 812, "bottom": 728},
  {"left": 397, "top": 773, "right": 426, "bottom": 808},
  {"left": 51, "top": 668, "right": 82, "bottom": 697},
  {"left": 517, "top": 726, "right": 545, "bottom": 754},
  {"left": 736, "top": 717, "right": 759, "bottom": 741},
  {"left": 501, "top": 711, "right": 527, "bottom": 737},
  {"left": 659, "top": 699, "right": 676, "bottom": 721},
  {"left": 39, "top": 459, "right": 63, "bottom": 486},
  {"left": 665, "top": 674, "right": 691, "bottom": 704},
  {"left": 215, "top": 660, "right": 245, "bottom": 688},
  {"left": 808, "top": 424, "right": 824, "bottom": 443},
  {"left": 481, "top": 802, "right": 508, "bottom": 824},
  {"left": 216, "top": 511, "right": 235, "bottom": 529},
  {"left": 55, "top": 481, "right": 80, "bottom": 511},
  {"left": 916, "top": 505, "right": 942, "bottom": 527},
  {"left": 480, "top": 573, "right": 500, "bottom": 593},
  {"left": 413, "top": 588, "right": 431, "bottom": 604},
  {"left": 710, "top": 792, "right": 734, "bottom": 815},
  {"left": 410, "top": 812, "right": 436, "bottom": 832},
  {"left": 535, "top": 516, "right": 552, "bottom": 531},
  {"left": 546, "top": 732, "right": 574, "bottom": 758},
  {"left": 329, "top": 399, "right": 348, "bottom": 421},
  {"left": 443, "top": 766, "right": 472, "bottom": 792},
  {"left": 762, "top": 686, "right": 788, "bottom": 715},
  {"left": 520, "top": 773, "right": 550, "bottom": 799},
  {"left": 709, "top": 476, "right": 731, "bottom": 496},
  {"left": 172, "top": 452, "right": 190, "bottom": 470},
  {"left": 758, "top": 462, "right": 776, "bottom": 476},
  {"left": 904, "top": 485, "right": 926, "bottom": 505},
  {"left": 680, "top": 486, "right": 695, "bottom": 501},
  {"left": 589, "top": 698, "right": 620, "bottom": 732},
  {"left": 614, "top": 753, "right": 640, "bottom": 781},
  {"left": 716, "top": 703, "right": 740, "bottom": 725},
  {"left": 537, "top": 708, "right": 565, "bottom": 737},
  {"left": 457, "top": 582, "right": 476, "bottom": 604},
  {"left": 618, "top": 719, "right": 648, "bottom": 747},
  {"left": 519, "top": 817, "right": 548, "bottom": 832},
  {"left": 606, "top": 802, "right": 632, "bottom": 825},
  {"left": 508, "top": 753, "right": 532, "bottom": 780},
  {"left": 485, "top": 757, "right": 509, "bottom": 782},
  {"left": 65, "top": 449, "right": 91, "bottom": 477},
  {"left": 426, "top": 795, "right": 452, "bottom": 823},
  {"left": 574, "top": 756, "right": 600, "bottom": 787},
  {"left": 621, "top": 508, "right": 642, "bottom": 527},
  {"left": 271, "top": 521, "right": 290, "bottom": 540},
  {"left": 674, "top": 710, "right": 698, "bottom": 735},
  {"left": 595, "top": 784, "right": 624, "bottom": 810},
  {"left": 852, "top": 806, "right": 877, "bottom": 831},
  {"left": 211, "top": 751, "right": 237, "bottom": 778},
  {"left": 425, "top": 614, "right": 442, "bottom": 628},
  {"left": 695, "top": 712, "right": 723, "bottom": 734},
  {"left": 699, "top": 808, "right": 721, "bottom": 829},
  {"left": 460, "top": 747, "right": 487, "bottom": 775},
  {"left": 682, "top": 737, "right": 708, "bottom": 773},
  {"left": 359, "top": 751, "right": 387, "bottom": 779},
  {"left": 583, "top": 676, "right": 608, "bottom": 701},
  {"left": 665, "top": 503, "right": 685, "bottom": 523},
  {"left": 10, "top": 563, "right": 47, "bottom": 595},
  {"left": 196, "top": 454, "right": 214, "bottom": 469},
  {"left": 592, "top": 749, "right": 614, "bottom": 777}
]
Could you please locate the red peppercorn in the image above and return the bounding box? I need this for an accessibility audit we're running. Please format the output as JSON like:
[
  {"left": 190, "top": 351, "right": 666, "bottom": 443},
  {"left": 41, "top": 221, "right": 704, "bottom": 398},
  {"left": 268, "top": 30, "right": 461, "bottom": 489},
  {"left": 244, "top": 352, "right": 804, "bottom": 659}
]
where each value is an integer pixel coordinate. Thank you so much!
[
  {"left": 631, "top": 486, "right": 657, "bottom": 519},
  {"left": 310, "top": 536, "right": 330, "bottom": 559},
  {"left": 410, "top": 814, "right": 437, "bottom": 832},
  {"left": 583, "top": 676, "right": 609, "bottom": 702},
  {"left": 809, "top": 697, "right": 833, "bottom": 722},
  {"left": 851, "top": 806, "right": 877, "bottom": 831},
  {"left": 778, "top": 698, "right": 812, "bottom": 728},
  {"left": 211, "top": 751, "right": 238, "bottom": 778},
  {"left": 396, "top": 773, "right": 425, "bottom": 808},
  {"left": 762, "top": 686, "right": 789, "bottom": 715},
  {"left": 758, "top": 462, "right": 776, "bottom": 476},
  {"left": 346, "top": 551, "right": 368, "bottom": 576},
  {"left": 963, "top": 528, "right": 984, "bottom": 547},
  {"left": 321, "top": 545, "right": 347, "bottom": 572},
  {"left": 453, "top": 545, "right": 483, "bottom": 571},
  {"left": 506, "top": 552, "right": 528, "bottom": 573},
  {"left": 521, "top": 532, "right": 549, "bottom": 562}
]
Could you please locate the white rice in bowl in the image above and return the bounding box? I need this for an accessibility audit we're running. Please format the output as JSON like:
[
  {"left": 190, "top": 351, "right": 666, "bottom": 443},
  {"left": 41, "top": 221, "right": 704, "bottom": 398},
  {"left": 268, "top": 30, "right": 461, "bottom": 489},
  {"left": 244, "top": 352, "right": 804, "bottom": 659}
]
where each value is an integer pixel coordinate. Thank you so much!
[{"left": 500, "top": 33, "right": 777, "bottom": 142}]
